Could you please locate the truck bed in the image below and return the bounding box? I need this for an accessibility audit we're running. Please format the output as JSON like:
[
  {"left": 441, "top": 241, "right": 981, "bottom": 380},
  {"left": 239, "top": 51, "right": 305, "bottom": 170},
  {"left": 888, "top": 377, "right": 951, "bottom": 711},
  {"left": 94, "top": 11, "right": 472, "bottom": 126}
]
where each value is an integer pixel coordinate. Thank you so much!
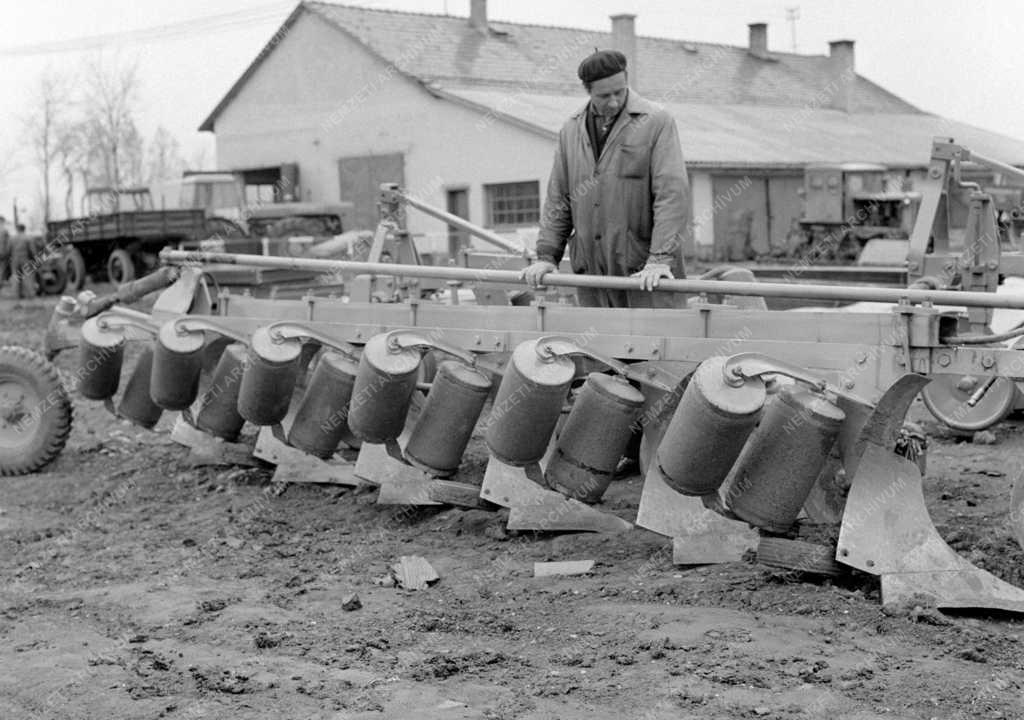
[{"left": 48, "top": 208, "right": 208, "bottom": 244}]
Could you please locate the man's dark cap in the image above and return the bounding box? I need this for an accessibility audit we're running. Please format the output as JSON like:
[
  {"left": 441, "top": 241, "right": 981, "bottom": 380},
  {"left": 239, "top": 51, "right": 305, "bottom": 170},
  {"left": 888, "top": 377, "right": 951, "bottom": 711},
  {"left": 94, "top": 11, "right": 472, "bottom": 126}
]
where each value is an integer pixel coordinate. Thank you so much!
[{"left": 577, "top": 49, "right": 627, "bottom": 84}]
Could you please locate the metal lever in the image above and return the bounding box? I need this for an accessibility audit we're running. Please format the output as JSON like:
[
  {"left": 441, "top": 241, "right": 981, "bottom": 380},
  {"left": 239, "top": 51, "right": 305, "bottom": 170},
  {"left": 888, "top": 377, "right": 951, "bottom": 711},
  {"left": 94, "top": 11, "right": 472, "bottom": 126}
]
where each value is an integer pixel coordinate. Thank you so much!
[
  {"left": 385, "top": 329, "right": 476, "bottom": 366},
  {"left": 174, "top": 317, "right": 251, "bottom": 345},
  {"left": 533, "top": 335, "right": 674, "bottom": 392},
  {"left": 722, "top": 352, "right": 827, "bottom": 392},
  {"left": 267, "top": 321, "right": 360, "bottom": 361},
  {"left": 95, "top": 312, "right": 160, "bottom": 337}
]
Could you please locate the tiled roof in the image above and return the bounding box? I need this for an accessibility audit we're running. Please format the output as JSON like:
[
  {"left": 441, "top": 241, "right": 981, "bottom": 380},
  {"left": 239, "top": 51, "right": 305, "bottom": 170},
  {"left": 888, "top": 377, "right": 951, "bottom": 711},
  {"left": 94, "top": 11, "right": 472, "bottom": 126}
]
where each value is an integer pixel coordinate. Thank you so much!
[
  {"left": 304, "top": 1, "right": 919, "bottom": 112},
  {"left": 444, "top": 87, "right": 1024, "bottom": 167},
  {"left": 202, "top": 2, "right": 1024, "bottom": 167}
]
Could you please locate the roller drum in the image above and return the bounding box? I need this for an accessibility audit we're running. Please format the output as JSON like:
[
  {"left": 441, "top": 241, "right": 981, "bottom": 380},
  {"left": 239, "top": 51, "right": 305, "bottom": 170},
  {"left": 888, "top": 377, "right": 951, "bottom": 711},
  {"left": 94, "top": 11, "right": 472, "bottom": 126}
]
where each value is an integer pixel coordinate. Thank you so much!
[
  {"left": 656, "top": 356, "right": 766, "bottom": 496},
  {"left": 77, "top": 317, "right": 125, "bottom": 401},
  {"left": 287, "top": 350, "right": 361, "bottom": 458},
  {"left": 150, "top": 322, "right": 205, "bottom": 411},
  {"left": 116, "top": 346, "right": 162, "bottom": 429},
  {"left": 485, "top": 339, "right": 575, "bottom": 466},
  {"left": 347, "top": 333, "right": 421, "bottom": 444},
  {"left": 725, "top": 387, "right": 845, "bottom": 533},
  {"left": 237, "top": 327, "right": 301, "bottom": 427},
  {"left": 545, "top": 373, "right": 644, "bottom": 503},
  {"left": 404, "top": 360, "right": 492, "bottom": 476},
  {"left": 194, "top": 343, "right": 249, "bottom": 441}
]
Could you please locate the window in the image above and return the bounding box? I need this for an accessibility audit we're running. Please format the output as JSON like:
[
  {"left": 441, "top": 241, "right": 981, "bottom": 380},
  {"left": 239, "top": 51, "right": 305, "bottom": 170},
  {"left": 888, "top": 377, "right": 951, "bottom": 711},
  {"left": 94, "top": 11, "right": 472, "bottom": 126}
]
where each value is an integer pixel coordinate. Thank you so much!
[{"left": 485, "top": 181, "right": 540, "bottom": 227}]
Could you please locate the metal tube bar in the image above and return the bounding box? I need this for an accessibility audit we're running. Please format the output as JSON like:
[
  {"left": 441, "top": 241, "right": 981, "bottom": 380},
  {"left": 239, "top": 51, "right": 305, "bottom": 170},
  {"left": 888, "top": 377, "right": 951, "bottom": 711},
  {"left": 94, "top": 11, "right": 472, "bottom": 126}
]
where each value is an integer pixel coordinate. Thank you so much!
[
  {"left": 396, "top": 192, "right": 527, "bottom": 256},
  {"left": 160, "top": 250, "right": 1024, "bottom": 310},
  {"left": 968, "top": 151, "right": 1024, "bottom": 185}
]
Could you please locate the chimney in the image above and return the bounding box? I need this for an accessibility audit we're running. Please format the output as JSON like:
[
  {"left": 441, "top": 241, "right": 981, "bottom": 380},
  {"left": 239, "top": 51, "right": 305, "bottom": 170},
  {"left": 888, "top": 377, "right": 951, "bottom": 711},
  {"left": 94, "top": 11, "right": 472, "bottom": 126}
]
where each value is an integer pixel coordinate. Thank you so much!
[
  {"left": 469, "top": 0, "right": 487, "bottom": 34},
  {"left": 828, "top": 39, "right": 856, "bottom": 112},
  {"left": 748, "top": 23, "right": 767, "bottom": 57},
  {"left": 610, "top": 14, "right": 637, "bottom": 91}
]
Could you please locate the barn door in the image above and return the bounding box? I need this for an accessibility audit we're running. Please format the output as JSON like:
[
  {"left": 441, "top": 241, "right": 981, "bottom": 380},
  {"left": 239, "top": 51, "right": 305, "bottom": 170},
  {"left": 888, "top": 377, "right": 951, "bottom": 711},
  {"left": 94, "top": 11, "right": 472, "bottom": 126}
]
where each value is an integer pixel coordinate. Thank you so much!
[{"left": 338, "top": 153, "right": 406, "bottom": 231}]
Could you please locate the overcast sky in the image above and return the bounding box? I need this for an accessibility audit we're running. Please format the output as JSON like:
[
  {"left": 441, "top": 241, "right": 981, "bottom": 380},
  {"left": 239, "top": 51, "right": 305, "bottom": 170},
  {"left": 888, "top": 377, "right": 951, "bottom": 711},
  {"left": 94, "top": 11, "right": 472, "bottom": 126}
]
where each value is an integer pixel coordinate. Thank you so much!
[{"left": 2, "top": 0, "right": 1022, "bottom": 225}]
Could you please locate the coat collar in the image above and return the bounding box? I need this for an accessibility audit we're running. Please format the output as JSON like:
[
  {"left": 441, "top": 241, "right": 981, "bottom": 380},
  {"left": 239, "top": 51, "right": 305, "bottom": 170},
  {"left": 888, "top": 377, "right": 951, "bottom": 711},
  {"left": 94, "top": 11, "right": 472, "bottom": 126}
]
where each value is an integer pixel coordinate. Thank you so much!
[{"left": 571, "top": 89, "right": 655, "bottom": 120}]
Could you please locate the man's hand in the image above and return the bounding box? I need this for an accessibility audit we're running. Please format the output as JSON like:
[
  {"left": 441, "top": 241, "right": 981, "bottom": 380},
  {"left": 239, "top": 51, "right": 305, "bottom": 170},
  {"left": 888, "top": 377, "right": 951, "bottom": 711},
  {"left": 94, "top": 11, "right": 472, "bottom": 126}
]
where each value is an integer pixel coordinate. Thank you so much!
[
  {"left": 631, "top": 263, "right": 674, "bottom": 291},
  {"left": 521, "top": 260, "right": 558, "bottom": 288}
]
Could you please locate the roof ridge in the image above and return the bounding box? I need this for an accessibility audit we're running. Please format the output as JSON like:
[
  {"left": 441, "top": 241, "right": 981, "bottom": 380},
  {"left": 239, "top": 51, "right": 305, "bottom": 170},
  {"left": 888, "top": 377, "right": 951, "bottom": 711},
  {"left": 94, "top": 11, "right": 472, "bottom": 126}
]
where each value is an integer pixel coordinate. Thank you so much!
[{"left": 308, "top": 0, "right": 833, "bottom": 58}]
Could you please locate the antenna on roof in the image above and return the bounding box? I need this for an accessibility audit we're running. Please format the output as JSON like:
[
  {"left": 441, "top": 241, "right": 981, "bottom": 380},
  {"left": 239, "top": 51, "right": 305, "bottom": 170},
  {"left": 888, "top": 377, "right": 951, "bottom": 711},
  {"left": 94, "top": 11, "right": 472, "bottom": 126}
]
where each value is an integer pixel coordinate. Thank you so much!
[{"left": 785, "top": 7, "right": 800, "bottom": 52}]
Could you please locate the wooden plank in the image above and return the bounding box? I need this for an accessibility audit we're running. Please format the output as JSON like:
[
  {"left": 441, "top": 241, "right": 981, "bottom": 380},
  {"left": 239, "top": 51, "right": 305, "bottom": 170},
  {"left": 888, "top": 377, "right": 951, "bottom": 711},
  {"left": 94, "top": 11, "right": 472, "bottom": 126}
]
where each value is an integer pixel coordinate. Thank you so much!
[
  {"left": 427, "top": 480, "right": 494, "bottom": 509},
  {"left": 533, "top": 560, "right": 595, "bottom": 577},
  {"left": 391, "top": 556, "right": 438, "bottom": 590}
]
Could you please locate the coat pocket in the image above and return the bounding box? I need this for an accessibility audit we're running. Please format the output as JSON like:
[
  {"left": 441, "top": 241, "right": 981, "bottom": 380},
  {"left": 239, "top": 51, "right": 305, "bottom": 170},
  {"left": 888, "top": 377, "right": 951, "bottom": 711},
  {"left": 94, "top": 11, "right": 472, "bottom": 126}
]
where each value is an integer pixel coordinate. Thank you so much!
[
  {"left": 618, "top": 144, "right": 649, "bottom": 179},
  {"left": 624, "top": 229, "right": 648, "bottom": 272}
]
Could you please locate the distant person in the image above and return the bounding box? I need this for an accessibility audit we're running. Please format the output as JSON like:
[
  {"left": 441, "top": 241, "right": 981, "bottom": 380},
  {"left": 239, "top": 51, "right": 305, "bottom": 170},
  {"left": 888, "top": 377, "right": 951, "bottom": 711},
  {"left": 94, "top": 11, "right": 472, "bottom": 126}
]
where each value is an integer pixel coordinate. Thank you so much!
[
  {"left": 0, "top": 215, "right": 9, "bottom": 292},
  {"left": 522, "top": 49, "right": 690, "bottom": 308},
  {"left": 10, "top": 224, "right": 37, "bottom": 299}
]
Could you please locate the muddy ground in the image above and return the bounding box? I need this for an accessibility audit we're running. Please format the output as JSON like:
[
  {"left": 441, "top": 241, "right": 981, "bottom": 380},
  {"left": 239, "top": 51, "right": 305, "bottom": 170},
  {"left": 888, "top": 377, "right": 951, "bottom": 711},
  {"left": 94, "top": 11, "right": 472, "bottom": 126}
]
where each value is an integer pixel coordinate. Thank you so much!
[{"left": 1, "top": 293, "right": 1023, "bottom": 720}]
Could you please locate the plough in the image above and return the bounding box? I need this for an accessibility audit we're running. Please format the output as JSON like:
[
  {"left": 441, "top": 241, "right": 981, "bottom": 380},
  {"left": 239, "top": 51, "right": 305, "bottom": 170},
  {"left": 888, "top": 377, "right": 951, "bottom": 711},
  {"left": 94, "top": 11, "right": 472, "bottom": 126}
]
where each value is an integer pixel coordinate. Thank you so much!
[{"left": 5, "top": 137, "right": 1024, "bottom": 614}]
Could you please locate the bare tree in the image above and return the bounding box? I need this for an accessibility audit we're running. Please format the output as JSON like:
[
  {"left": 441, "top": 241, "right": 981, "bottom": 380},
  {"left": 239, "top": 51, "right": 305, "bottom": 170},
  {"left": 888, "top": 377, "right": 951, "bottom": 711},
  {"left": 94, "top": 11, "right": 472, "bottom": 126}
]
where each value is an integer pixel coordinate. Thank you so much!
[
  {"left": 24, "top": 69, "right": 74, "bottom": 223},
  {"left": 80, "top": 54, "right": 143, "bottom": 191},
  {"left": 146, "top": 126, "right": 184, "bottom": 184}
]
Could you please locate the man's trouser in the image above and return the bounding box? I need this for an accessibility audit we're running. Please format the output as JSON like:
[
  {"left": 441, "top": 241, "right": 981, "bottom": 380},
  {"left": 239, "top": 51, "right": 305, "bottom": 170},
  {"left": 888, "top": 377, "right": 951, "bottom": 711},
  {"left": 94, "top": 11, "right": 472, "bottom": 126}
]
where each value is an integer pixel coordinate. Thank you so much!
[{"left": 13, "top": 260, "right": 36, "bottom": 298}]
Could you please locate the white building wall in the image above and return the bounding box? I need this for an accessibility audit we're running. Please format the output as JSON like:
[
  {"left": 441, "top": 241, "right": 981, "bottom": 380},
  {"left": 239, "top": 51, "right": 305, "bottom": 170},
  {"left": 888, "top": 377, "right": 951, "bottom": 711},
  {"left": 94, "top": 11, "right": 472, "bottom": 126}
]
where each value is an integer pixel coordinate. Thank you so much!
[
  {"left": 212, "top": 11, "right": 555, "bottom": 253},
  {"left": 690, "top": 171, "right": 714, "bottom": 257}
]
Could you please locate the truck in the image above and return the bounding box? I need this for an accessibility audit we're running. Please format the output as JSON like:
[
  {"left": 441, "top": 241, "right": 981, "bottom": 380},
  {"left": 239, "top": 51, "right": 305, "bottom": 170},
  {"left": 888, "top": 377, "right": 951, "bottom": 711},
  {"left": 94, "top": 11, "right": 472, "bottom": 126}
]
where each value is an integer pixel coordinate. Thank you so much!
[
  {"left": 791, "top": 162, "right": 921, "bottom": 263},
  {"left": 49, "top": 182, "right": 248, "bottom": 292}
]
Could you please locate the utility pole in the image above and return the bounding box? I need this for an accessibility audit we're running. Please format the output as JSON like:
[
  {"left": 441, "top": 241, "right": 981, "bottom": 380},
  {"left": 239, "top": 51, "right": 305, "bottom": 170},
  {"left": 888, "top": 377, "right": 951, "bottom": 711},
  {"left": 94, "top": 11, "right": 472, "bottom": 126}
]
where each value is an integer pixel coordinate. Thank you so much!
[{"left": 785, "top": 7, "right": 800, "bottom": 52}]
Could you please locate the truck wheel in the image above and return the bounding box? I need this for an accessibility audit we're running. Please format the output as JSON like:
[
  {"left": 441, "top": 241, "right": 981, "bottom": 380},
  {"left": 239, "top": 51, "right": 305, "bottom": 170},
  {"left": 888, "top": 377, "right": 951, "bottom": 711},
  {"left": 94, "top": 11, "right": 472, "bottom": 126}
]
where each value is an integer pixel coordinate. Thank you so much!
[
  {"left": 66, "top": 247, "right": 87, "bottom": 291},
  {"left": 107, "top": 249, "right": 136, "bottom": 284},
  {"left": 0, "top": 346, "right": 72, "bottom": 476}
]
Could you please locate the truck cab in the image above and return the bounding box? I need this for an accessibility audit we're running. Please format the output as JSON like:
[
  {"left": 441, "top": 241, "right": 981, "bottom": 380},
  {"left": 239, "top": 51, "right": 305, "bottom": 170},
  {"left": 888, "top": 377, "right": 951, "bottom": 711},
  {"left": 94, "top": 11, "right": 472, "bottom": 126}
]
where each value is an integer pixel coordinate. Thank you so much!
[{"left": 798, "top": 163, "right": 920, "bottom": 262}]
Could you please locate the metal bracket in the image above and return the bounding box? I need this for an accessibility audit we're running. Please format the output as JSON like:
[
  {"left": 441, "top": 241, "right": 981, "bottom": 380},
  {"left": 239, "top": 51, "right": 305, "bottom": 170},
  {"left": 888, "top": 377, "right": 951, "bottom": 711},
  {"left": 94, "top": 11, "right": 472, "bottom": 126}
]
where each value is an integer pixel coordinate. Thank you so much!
[{"left": 385, "top": 329, "right": 476, "bottom": 366}]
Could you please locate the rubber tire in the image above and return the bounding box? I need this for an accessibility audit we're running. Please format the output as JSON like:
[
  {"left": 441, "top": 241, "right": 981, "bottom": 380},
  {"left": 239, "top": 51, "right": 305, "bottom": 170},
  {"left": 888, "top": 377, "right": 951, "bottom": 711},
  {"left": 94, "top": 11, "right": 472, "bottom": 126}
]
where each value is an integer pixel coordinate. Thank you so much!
[
  {"left": 107, "top": 248, "right": 136, "bottom": 284},
  {"left": 0, "top": 346, "right": 72, "bottom": 476},
  {"left": 66, "top": 246, "right": 87, "bottom": 292},
  {"left": 37, "top": 261, "right": 68, "bottom": 296},
  {"left": 756, "top": 536, "right": 847, "bottom": 578}
]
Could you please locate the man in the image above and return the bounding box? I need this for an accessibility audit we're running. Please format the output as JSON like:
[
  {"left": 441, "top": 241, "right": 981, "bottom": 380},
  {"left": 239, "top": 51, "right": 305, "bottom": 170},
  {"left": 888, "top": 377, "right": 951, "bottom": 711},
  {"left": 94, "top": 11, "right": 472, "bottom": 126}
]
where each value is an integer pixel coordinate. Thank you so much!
[
  {"left": 0, "top": 215, "right": 9, "bottom": 292},
  {"left": 10, "top": 224, "right": 37, "bottom": 299},
  {"left": 523, "top": 49, "right": 690, "bottom": 308}
]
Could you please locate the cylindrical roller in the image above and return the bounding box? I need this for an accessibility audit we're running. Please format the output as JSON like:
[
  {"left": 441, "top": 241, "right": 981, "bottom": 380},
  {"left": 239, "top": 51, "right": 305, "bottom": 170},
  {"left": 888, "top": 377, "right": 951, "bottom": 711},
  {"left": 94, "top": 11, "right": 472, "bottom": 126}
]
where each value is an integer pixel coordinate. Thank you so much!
[
  {"left": 404, "top": 360, "right": 493, "bottom": 476},
  {"left": 150, "top": 321, "right": 205, "bottom": 410},
  {"left": 485, "top": 338, "right": 575, "bottom": 466},
  {"left": 347, "top": 333, "right": 421, "bottom": 444},
  {"left": 116, "top": 346, "right": 162, "bottom": 429},
  {"left": 194, "top": 343, "right": 249, "bottom": 441},
  {"left": 545, "top": 373, "right": 644, "bottom": 503},
  {"left": 287, "top": 350, "right": 360, "bottom": 457},
  {"left": 77, "top": 317, "right": 125, "bottom": 400},
  {"left": 725, "top": 387, "right": 845, "bottom": 533},
  {"left": 637, "top": 379, "right": 686, "bottom": 479},
  {"left": 237, "top": 326, "right": 301, "bottom": 426},
  {"left": 656, "top": 356, "right": 766, "bottom": 496}
]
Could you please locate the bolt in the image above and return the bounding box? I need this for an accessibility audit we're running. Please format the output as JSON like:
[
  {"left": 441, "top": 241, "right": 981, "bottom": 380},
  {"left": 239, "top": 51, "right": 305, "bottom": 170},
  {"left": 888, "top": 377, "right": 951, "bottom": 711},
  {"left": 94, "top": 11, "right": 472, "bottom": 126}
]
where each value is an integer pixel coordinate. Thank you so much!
[
  {"left": 625, "top": 344, "right": 634, "bottom": 354},
  {"left": 855, "top": 352, "right": 867, "bottom": 364},
  {"left": 943, "top": 262, "right": 954, "bottom": 273},
  {"left": 982, "top": 354, "right": 995, "bottom": 369},
  {"left": 844, "top": 380, "right": 855, "bottom": 390},
  {"left": 474, "top": 335, "right": 482, "bottom": 346},
  {"left": 937, "top": 353, "right": 951, "bottom": 367},
  {"left": 988, "top": 260, "right": 999, "bottom": 270}
]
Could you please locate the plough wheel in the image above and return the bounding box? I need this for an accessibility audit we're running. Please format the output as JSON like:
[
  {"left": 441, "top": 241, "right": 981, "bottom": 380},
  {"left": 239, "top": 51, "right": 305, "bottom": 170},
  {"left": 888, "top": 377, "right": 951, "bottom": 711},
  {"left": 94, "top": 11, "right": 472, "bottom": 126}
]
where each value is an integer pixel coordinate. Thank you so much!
[
  {"left": 920, "top": 373, "right": 1017, "bottom": 431},
  {"left": 0, "top": 346, "right": 72, "bottom": 476}
]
